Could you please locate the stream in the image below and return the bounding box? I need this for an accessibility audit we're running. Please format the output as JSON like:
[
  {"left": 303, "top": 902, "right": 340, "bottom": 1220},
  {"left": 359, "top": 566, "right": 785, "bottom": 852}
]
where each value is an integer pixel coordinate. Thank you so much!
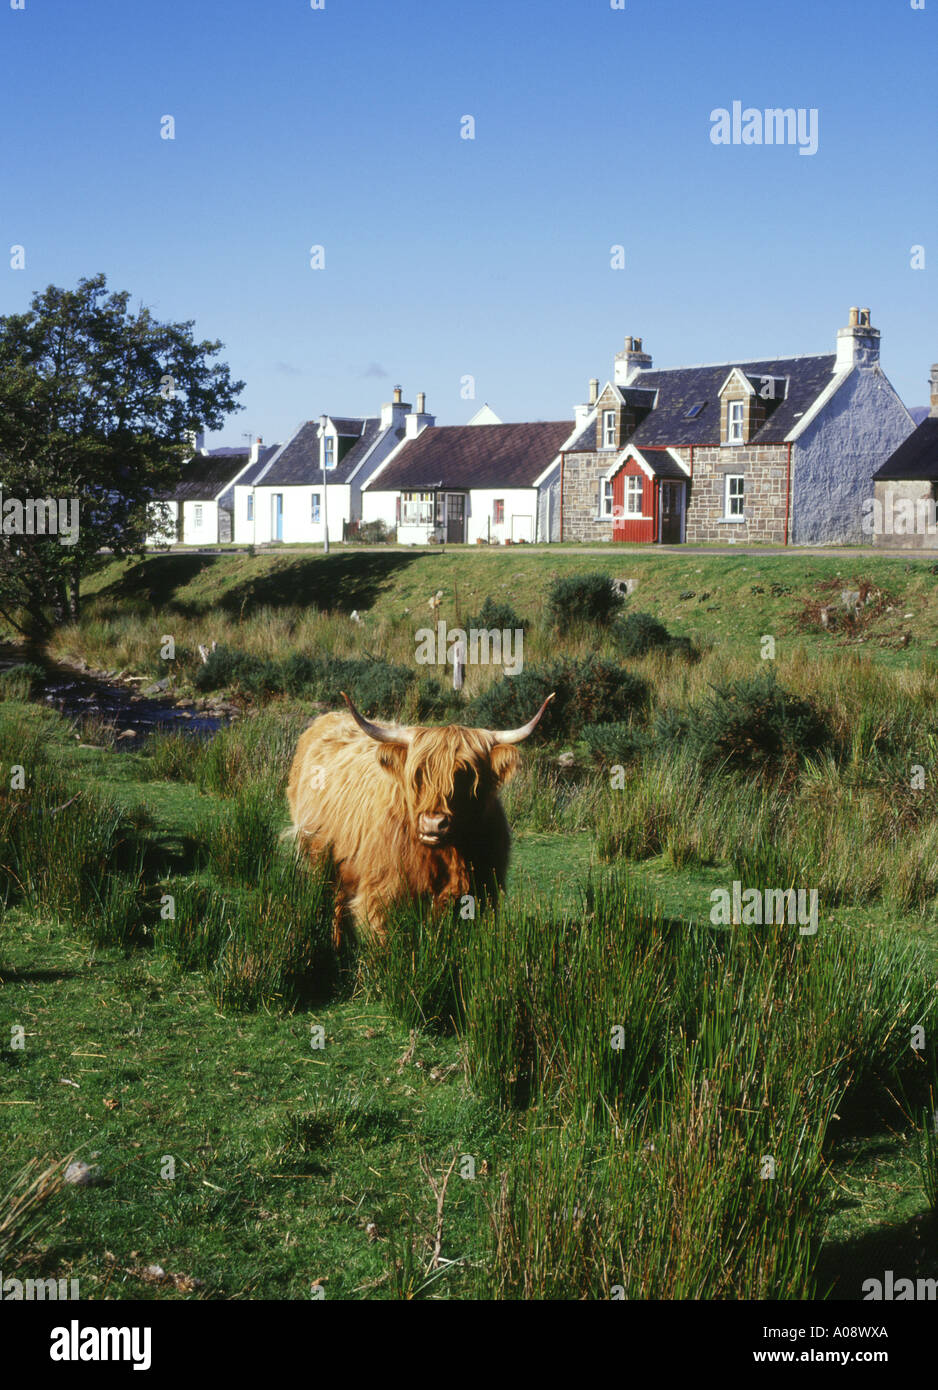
[{"left": 0, "top": 644, "right": 231, "bottom": 743}]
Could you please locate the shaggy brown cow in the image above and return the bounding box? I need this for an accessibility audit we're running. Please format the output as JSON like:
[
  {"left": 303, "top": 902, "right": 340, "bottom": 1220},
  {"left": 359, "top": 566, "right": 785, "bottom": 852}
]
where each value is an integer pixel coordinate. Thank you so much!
[{"left": 286, "top": 691, "right": 553, "bottom": 942}]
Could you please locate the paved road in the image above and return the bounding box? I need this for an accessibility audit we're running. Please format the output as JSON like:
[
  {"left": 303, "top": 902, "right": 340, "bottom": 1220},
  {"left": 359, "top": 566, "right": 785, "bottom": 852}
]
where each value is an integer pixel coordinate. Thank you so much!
[{"left": 142, "top": 543, "right": 936, "bottom": 560}]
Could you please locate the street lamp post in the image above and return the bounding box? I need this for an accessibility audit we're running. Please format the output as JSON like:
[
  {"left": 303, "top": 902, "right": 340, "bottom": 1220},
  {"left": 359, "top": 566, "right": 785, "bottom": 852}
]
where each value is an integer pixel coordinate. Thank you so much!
[{"left": 318, "top": 413, "right": 329, "bottom": 555}]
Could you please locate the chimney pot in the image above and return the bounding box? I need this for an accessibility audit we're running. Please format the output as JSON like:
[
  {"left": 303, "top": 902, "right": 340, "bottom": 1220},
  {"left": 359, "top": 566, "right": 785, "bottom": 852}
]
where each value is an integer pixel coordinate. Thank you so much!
[
  {"left": 589, "top": 378, "right": 599, "bottom": 405},
  {"left": 417, "top": 391, "right": 426, "bottom": 414},
  {"left": 860, "top": 308, "right": 870, "bottom": 325},
  {"left": 624, "top": 336, "right": 634, "bottom": 351},
  {"left": 393, "top": 385, "right": 402, "bottom": 403},
  {"left": 634, "top": 337, "right": 642, "bottom": 352},
  {"left": 929, "top": 363, "right": 938, "bottom": 417},
  {"left": 849, "top": 307, "right": 859, "bottom": 326}
]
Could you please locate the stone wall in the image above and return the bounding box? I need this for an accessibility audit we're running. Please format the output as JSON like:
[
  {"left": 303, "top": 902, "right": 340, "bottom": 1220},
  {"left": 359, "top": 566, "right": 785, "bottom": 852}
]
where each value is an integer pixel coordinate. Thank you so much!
[
  {"left": 561, "top": 450, "right": 616, "bottom": 542},
  {"left": 685, "top": 445, "right": 788, "bottom": 543}
]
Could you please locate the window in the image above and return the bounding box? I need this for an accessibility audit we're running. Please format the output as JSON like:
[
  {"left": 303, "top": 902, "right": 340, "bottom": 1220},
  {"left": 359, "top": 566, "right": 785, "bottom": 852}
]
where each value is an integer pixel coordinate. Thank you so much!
[
  {"left": 324, "top": 437, "right": 335, "bottom": 469},
  {"left": 684, "top": 401, "right": 706, "bottom": 420},
  {"left": 311, "top": 492, "right": 321, "bottom": 524},
  {"left": 193, "top": 504, "right": 203, "bottom": 526},
  {"left": 493, "top": 499, "right": 505, "bottom": 525},
  {"left": 402, "top": 491, "right": 434, "bottom": 525},
  {"left": 625, "top": 475, "right": 643, "bottom": 516},
  {"left": 601, "top": 479, "right": 614, "bottom": 517},
  {"left": 724, "top": 475, "right": 744, "bottom": 518},
  {"left": 602, "top": 410, "right": 617, "bottom": 449},
  {"left": 246, "top": 495, "right": 254, "bottom": 521},
  {"left": 727, "top": 400, "right": 744, "bottom": 444}
]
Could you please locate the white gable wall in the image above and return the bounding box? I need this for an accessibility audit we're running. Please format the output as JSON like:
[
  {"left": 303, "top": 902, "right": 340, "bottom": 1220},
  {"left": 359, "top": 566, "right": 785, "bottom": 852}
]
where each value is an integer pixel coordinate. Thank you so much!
[
  {"left": 181, "top": 499, "right": 219, "bottom": 545},
  {"left": 790, "top": 366, "right": 915, "bottom": 545},
  {"left": 466, "top": 487, "right": 537, "bottom": 543}
]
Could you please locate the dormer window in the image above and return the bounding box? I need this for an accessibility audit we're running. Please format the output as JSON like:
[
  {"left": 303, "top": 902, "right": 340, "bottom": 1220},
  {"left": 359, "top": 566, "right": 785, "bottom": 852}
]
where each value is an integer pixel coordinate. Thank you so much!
[
  {"left": 602, "top": 410, "right": 617, "bottom": 449},
  {"left": 324, "top": 436, "right": 335, "bottom": 468},
  {"left": 727, "top": 401, "right": 744, "bottom": 445}
]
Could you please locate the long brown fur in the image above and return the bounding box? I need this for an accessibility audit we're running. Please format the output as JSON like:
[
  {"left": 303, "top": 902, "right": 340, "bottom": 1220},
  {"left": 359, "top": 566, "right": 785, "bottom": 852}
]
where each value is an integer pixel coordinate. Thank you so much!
[{"left": 286, "top": 710, "right": 520, "bottom": 943}]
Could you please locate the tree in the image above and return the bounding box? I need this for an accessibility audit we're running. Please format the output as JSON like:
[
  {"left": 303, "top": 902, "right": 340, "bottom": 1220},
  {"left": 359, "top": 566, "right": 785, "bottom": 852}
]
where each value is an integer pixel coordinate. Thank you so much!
[{"left": 0, "top": 273, "right": 244, "bottom": 637}]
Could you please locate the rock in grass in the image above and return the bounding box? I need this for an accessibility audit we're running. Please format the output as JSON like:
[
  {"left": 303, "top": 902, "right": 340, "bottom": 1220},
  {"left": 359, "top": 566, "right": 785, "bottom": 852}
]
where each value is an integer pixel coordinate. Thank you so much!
[{"left": 64, "top": 1161, "right": 102, "bottom": 1187}]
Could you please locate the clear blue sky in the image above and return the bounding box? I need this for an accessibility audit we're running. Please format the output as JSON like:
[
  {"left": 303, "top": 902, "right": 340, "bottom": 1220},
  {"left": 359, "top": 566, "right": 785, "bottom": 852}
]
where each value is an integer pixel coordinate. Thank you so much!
[{"left": 1, "top": 0, "right": 934, "bottom": 445}]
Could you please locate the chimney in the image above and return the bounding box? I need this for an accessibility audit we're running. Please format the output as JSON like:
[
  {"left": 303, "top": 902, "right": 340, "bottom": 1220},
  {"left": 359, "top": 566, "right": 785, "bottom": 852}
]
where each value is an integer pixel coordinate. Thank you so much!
[
  {"left": 930, "top": 364, "right": 938, "bottom": 418},
  {"left": 836, "top": 306, "right": 880, "bottom": 369},
  {"left": 589, "top": 378, "right": 599, "bottom": 405},
  {"left": 249, "top": 435, "right": 263, "bottom": 464},
  {"left": 405, "top": 392, "right": 434, "bottom": 439},
  {"left": 381, "top": 387, "right": 411, "bottom": 430},
  {"left": 614, "top": 334, "right": 653, "bottom": 387}
]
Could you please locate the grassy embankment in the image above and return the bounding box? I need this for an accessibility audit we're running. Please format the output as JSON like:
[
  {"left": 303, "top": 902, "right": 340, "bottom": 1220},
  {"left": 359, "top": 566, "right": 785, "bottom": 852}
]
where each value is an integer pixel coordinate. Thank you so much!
[{"left": 2, "top": 548, "right": 938, "bottom": 1297}]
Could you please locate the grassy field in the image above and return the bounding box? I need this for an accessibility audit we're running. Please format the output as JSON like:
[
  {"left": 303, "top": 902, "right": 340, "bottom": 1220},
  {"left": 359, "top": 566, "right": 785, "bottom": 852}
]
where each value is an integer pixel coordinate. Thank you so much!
[{"left": 2, "top": 548, "right": 938, "bottom": 1300}]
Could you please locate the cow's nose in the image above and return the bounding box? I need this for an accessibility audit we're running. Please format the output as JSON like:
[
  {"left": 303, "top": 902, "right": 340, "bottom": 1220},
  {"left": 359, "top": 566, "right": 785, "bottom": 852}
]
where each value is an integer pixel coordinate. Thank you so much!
[{"left": 418, "top": 812, "right": 451, "bottom": 839}]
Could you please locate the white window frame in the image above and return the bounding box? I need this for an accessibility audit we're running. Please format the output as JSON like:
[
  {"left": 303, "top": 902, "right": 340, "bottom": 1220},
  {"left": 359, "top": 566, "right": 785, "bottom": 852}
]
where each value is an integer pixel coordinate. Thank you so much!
[
  {"left": 324, "top": 437, "right": 335, "bottom": 469},
  {"left": 402, "top": 491, "right": 434, "bottom": 526},
  {"left": 602, "top": 410, "right": 616, "bottom": 449},
  {"left": 726, "top": 400, "right": 744, "bottom": 445},
  {"left": 625, "top": 475, "right": 643, "bottom": 516},
  {"left": 246, "top": 494, "right": 254, "bottom": 522},
  {"left": 493, "top": 498, "right": 505, "bottom": 525},
  {"left": 724, "top": 474, "right": 745, "bottom": 519},
  {"left": 311, "top": 492, "right": 321, "bottom": 524},
  {"left": 193, "top": 503, "right": 203, "bottom": 526}
]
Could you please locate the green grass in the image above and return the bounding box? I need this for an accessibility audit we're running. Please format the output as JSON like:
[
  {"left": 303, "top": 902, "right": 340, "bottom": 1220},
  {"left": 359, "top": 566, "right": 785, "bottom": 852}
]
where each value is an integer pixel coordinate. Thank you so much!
[{"left": 4, "top": 544, "right": 938, "bottom": 1298}]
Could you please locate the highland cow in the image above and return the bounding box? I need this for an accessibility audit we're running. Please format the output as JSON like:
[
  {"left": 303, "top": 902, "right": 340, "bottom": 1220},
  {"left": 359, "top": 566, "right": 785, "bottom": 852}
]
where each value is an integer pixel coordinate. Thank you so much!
[{"left": 286, "top": 691, "right": 553, "bottom": 942}]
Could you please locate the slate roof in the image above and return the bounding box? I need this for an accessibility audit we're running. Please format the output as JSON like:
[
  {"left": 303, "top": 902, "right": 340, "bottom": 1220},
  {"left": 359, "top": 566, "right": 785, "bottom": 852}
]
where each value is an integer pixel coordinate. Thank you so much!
[
  {"left": 368, "top": 422, "right": 574, "bottom": 491},
  {"left": 158, "top": 449, "right": 251, "bottom": 503},
  {"left": 632, "top": 447, "right": 690, "bottom": 479},
  {"left": 568, "top": 419, "right": 598, "bottom": 452},
  {"left": 873, "top": 417, "right": 938, "bottom": 481},
  {"left": 258, "top": 418, "right": 383, "bottom": 486},
  {"left": 567, "top": 355, "right": 839, "bottom": 451},
  {"left": 910, "top": 406, "right": 931, "bottom": 426},
  {"left": 230, "top": 446, "right": 281, "bottom": 488}
]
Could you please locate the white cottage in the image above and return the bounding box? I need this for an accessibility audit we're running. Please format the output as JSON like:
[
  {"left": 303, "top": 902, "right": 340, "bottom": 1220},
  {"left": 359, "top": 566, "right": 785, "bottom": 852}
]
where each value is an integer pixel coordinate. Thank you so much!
[
  {"left": 147, "top": 440, "right": 277, "bottom": 546},
  {"left": 234, "top": 388, "right": 433, "bottom": 544},
  {"left": 362, "top": 419, "right": 580, "bottom": 544}
]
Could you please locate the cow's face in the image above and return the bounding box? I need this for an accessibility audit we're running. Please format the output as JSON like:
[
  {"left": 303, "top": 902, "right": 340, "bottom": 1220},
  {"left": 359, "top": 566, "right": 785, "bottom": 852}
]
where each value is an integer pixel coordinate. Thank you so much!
[
  {"left": 340, "top": 692, "right": 554, "bottom": 849},
  {"left": 378, "top": 728, "right": 519, "bottom": 846}
]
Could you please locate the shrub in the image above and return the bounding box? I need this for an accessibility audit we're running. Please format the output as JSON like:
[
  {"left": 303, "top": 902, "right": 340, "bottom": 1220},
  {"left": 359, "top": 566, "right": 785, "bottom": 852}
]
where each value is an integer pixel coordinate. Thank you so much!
[
  {"left": 463, "top": 595, "right": 527, "bottom": 633},
  {"left": 547, "top": 573, "right": 624, "bottom": 633},
  {"left": 466, "top": 657, "right": 649, "bottom": 740},
  {"left": 582, "top": 721, "right": 649, "bottom": 765},
  {"left": 671, "top": 672, "right": 833, "bottom": 777},
  {"left": 614, "top": 612, "right": 698, "bottom": 662},
  {"left": 194, "top": 647, "right": 415, "bottom": 715}
]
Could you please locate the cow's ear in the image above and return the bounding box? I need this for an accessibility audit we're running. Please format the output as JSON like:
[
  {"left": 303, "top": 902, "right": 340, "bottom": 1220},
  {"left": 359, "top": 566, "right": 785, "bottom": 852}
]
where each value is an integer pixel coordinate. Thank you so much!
[
  {"left": 489, "top": 744, "right": 520, "bottom": 785},
  {"left": 376, "top": 742, "right": 408, "bottom": 779}
]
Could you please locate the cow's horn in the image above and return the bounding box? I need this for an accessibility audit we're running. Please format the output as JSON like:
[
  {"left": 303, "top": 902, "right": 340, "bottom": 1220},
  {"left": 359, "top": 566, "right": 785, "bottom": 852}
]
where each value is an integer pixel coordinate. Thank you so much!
[
  {"left": 490, "top": 693, "right": 555, "bottom": 745},
  {"left": 341, "top": 691, "right": 411, "bottom": 744}
]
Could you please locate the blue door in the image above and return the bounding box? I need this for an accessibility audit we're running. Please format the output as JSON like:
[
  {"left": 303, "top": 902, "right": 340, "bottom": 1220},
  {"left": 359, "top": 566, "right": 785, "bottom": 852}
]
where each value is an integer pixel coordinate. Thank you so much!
[{"left": 272, "top": 494, "right": 283, "bottom": 541}]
